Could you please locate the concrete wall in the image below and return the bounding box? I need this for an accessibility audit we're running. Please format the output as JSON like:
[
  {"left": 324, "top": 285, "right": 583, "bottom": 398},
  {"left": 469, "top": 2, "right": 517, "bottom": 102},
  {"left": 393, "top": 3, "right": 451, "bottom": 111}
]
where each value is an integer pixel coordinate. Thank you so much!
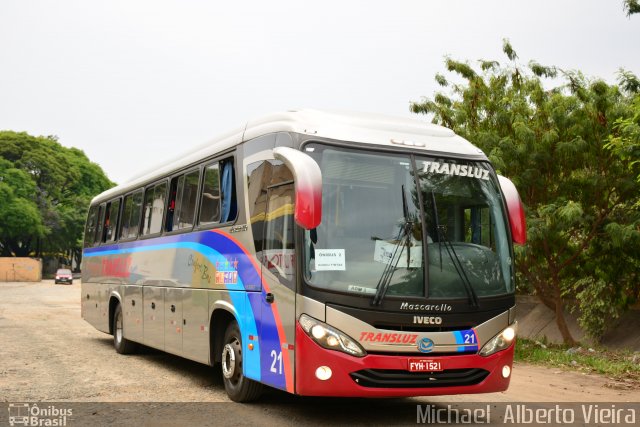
[
  {"left": 0, "top": 258, "right": 42, "bottom": 282},
  {"left": 516, "top": 295, "right": 640, "bottom": 351}
]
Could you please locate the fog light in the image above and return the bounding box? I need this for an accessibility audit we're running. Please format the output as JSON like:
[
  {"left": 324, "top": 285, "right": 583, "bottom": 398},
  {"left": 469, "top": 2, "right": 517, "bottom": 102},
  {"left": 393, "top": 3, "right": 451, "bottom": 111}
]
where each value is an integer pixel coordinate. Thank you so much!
[
  {"left": 502, "top": 365, "right": 511, "bottom": 378},
  {"left": 315, "top": 366, "right": 332, "bottom": 381}
]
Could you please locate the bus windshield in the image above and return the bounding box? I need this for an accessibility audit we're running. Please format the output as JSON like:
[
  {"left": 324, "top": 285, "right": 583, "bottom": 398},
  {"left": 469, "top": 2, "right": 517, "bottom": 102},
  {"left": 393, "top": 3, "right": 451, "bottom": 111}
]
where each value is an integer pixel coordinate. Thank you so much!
[{"left": 303, "top": 143, "right": 513, "bottom": 301}]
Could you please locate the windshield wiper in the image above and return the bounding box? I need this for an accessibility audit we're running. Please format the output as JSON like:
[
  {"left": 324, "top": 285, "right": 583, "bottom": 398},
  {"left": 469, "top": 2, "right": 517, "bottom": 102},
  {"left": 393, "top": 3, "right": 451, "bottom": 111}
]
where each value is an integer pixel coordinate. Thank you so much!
[
  {"left": 372, "top": 185, "right": 413, "bottom": 306},
  {"left": 430, "top": 192, "right": 479, "bottom": 308}
]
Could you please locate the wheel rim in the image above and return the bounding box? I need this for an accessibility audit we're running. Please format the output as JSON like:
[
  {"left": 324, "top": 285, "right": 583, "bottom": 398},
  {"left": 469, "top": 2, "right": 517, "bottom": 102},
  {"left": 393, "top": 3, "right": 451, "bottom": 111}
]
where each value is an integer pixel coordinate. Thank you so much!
[
  {"left": 222, "top": 337, "right": 242, "bottom": 384},
  {"left": 115, "top": 310, "right": 123, "bottom": 344}
]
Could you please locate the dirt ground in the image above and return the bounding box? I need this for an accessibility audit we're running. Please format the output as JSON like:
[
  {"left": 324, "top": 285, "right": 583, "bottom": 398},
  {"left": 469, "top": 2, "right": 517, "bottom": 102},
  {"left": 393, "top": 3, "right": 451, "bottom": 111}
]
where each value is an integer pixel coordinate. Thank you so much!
[{"left": 1, "top": 281, "right": 638, "bottom": 425}]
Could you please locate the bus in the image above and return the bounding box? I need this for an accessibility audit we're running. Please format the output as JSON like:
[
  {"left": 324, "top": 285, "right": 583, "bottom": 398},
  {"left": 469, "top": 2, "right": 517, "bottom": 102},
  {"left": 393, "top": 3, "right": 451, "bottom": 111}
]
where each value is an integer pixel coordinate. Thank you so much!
[{"left": 81, "top": 110, "right": 526, "bottom": 402}]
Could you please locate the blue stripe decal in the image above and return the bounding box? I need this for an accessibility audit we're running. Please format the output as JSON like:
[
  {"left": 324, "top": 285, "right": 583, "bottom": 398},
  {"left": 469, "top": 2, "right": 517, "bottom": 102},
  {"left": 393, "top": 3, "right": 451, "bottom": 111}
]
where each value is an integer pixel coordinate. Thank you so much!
[{"left": 453, "top": 329, "right": 479, "bottom": 352}]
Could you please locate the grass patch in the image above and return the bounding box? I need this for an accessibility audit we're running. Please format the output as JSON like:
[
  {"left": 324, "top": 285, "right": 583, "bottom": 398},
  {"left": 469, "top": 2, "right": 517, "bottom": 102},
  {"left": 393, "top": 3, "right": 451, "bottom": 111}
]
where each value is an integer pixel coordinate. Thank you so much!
[{"left": 514, "top": 338, "right": 640, "bottom": 387}]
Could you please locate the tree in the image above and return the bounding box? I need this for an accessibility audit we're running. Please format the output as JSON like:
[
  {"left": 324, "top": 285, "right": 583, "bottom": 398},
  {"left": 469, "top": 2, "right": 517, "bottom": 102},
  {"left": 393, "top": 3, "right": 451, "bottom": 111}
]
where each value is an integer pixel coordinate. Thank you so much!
[
  {"left": 411, "top": 42, "right": 640, "bottom": 344},
  {"left": 0, "top": 131, "right": 113, "bottom": 266},
  {"left": 0, "top": 158, "right": 47, "bottom": 256},
  {"left": 623, "top": 0, "right": 640, "bottom": 16}
]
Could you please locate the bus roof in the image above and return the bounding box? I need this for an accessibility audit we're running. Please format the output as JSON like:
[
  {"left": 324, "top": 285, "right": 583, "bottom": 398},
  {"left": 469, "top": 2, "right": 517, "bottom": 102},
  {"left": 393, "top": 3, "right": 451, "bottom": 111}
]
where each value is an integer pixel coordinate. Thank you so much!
[{"left": 92, "top": 109, "right": 486, "bottom": 204}]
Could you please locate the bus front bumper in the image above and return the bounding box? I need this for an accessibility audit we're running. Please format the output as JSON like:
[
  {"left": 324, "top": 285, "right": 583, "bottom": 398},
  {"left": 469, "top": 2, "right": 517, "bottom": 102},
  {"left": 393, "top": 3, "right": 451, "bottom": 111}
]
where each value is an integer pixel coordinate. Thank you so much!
[{"left": 295, "top": 323, "right": 514, "bottom": 397}]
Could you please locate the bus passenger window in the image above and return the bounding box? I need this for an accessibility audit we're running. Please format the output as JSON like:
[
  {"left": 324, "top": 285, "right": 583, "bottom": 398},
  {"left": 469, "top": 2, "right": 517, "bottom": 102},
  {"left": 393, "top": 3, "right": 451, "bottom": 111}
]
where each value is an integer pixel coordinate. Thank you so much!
[
  {"left": 94, "top": 204, "right": 105, "bottom": 246},
  {"left": 104, "top": 199, "right": 121, "bottom": 243},
  {"left": 141, "top": 182, "right": 167, "bottom": 235},
  {"left": 119, "top": 190, "right": 143, "bottom": 240},
  {"left": 84, "top": 205, "right": 98, "bottom": 247},
  {"left": 166, "top": 175, "right": 183, "bottom": 231},
  {"left": 199, "top": 163, "right": 221, "bottom": 224},
  {"left": 220, "top": 160, "right": 237, "bottom": 223},
  {"left": 171, "top": 170, "right": 200, "bottom": 230}
]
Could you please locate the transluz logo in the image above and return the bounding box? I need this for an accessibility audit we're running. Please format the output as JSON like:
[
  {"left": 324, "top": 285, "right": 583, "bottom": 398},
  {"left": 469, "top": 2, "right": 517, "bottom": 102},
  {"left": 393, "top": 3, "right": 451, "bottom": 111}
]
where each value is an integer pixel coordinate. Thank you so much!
[{"left": 8, "top": 403, "right": 72, "bottom": 426}]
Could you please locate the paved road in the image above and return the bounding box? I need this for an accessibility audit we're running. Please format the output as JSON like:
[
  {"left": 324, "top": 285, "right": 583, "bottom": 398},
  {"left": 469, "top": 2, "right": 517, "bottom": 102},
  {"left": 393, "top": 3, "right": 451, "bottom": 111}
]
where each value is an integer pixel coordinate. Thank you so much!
[{"left": 1, "top": 281, "right": 637, "bottom": 426}]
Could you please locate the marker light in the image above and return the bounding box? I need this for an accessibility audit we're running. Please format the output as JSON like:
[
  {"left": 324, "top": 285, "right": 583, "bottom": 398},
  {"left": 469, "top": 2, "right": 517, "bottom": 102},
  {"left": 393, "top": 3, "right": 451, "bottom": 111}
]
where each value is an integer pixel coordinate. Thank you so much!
[
  {"left": 315, "top": 366, "right": 332, "bottom": 381},
  {"left": 299, "top": 314, "right": 366, "bottom": 357},
  {"left": 502, "top": 365, "right": 511, "bottom": 378},
  {"left": 480, "top": 322, "right": 518, "bottom": 357}
]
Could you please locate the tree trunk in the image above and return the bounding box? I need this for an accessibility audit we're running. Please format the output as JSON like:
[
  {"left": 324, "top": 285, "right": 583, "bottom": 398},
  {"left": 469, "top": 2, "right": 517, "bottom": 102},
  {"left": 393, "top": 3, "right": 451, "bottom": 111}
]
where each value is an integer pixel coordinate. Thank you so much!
[
  {"left": 554, "top": 297, "right": 577, "bottom": 346},
  {"left": 534, "top": 279, "right": 577, "bottom": 346},
  {"left": 74, "top": 248, "right": 82, "bottom": 272}
]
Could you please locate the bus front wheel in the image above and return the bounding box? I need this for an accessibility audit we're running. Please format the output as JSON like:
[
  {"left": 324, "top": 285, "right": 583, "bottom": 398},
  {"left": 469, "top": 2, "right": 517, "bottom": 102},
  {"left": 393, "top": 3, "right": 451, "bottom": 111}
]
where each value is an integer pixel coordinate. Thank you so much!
[
  {"left": 113, "top": 303, "right": 137, "bottom": 355},
  {"left": 221, "top": 321, "right": 263, "bottom": 402}
]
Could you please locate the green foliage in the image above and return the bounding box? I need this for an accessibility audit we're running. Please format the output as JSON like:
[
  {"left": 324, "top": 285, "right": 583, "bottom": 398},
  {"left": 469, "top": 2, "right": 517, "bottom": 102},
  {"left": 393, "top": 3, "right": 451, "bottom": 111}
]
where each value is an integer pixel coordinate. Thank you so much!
[
  {"left": 411, "top": 43, "right": 640, "bottom": 343},
  {"left": 605, "top": 93, "right": 640, "bottom": 185},
  {"left": 0, "top": 131, "right": 113, "bottom": 262},
  {"left": 623, "top": 0, "right": 640, "bottom": 17}
]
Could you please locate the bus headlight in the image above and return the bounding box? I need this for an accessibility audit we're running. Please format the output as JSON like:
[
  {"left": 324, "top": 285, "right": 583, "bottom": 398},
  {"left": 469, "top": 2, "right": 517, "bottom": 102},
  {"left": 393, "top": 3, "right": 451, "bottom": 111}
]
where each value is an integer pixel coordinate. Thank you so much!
[
  {"left": 299, "top": 314, "right": 366, "bottom": 357},
  {"left": 479, "top": 323, "right": 517, "bottom": 357}
]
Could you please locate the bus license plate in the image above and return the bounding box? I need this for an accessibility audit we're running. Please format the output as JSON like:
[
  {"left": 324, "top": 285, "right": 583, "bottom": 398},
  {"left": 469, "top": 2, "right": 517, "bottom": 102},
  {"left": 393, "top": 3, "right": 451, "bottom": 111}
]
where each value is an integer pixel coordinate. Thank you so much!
[{"left": 408, "top": 359, "right": 443, "bottom": 372}]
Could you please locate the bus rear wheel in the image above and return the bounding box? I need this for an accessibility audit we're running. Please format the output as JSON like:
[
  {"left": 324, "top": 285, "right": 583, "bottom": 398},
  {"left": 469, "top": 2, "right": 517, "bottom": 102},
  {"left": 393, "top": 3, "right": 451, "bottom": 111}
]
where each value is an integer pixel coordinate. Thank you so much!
[
  {"left": 221, "top": 321, "right": 263, "bottom": 402},
  {"left": 113, "top": 303, "right": 137, "bottom": 355}
]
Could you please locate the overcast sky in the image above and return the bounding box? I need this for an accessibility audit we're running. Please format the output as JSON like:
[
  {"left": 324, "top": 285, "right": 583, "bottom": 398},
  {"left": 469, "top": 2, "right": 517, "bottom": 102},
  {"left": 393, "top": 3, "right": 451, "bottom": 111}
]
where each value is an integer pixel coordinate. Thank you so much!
[{"left": 1, "top": 1, "right": 638, "bottom": 184}]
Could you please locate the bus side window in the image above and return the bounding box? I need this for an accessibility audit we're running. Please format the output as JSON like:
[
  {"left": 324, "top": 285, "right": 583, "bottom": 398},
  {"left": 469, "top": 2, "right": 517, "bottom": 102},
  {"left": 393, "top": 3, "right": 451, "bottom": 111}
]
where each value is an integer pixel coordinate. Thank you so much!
[
  {"left": 119, "top": 190, "right": 143, "bottom": 240},
  {"left": 199, "top": 163, "right": 221, "bottom": 224},
  {"left": 104, "top": 198, "right": 121, "bottom": 243},
  {"left": 247, "top": 160, "right": 269, "bottom": 256},
  {"left": 141, "top": 182, "right": 167, "bottom": 236},
  {"left": 94, "top": 204, "right": 105, "bottom": 246},
  {"left": 166, "top": 175, "right": 184, "bottom": 231},
  {"left": 247, "top": 160, "right": 294, "bottom": 276},
  {"left": 220, "top": 159, "right": 237, "bottom": 223},
  {"left": 264, "top": 183, "right": 295, "bottom": 282},
  {"left": 169, "top": 169, "right": 200, "bottom": 231},
  {"left": 84, "top": 205, "right": 98, "bottom": 248}
]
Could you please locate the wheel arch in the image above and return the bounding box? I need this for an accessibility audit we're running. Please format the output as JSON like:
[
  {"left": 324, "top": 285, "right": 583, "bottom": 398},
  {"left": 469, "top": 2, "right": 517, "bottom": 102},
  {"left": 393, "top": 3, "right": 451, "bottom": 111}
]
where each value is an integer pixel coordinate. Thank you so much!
[
  {"left": 209, "top": 303, "right": 238, "bottom": 366},
  {"left": 108, "top": 291, "right": 123, "bottom": 335}
]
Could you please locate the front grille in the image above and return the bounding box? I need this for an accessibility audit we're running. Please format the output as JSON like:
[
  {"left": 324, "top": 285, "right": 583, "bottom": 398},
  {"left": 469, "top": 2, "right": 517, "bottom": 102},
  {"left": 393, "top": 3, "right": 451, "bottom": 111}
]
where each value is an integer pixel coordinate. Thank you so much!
[{"left": 350, "top": 368, "right": 489, "bottom": 388}]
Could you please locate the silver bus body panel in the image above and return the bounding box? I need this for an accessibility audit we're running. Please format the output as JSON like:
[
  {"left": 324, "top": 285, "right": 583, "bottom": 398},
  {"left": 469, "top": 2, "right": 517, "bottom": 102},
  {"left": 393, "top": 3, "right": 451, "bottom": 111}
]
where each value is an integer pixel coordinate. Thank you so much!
[
  {"left": 164, "top": 287, "right": 183, "bottom": 356},
  {"left": 183, "top": 289, "right": 211, "bottom": 364},
  {"left": 123, "top": 285, "right": 143, "bottom": 342},
  {"left": 295, "top": 294, "right": 326, "bottom": 322},
  {"left": 143, "top": 286, "right": 165, "bottom": 350}
]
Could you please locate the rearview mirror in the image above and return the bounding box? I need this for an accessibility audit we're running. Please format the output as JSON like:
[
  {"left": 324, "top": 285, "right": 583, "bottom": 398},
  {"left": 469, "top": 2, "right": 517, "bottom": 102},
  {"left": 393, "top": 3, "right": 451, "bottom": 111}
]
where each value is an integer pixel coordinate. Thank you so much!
[
  {"left": 497, "top": 175, "right": 527, "bottom": 245},
  {"left": 273, "top": 147, "right": 322, "bottom": 229}
]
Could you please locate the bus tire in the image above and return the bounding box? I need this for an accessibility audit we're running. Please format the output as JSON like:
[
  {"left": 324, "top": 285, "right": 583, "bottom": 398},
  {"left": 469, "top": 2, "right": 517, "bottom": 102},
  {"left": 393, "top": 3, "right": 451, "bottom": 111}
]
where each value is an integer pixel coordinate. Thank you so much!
[
  {"left": 113, "top": 303, "right": 137, "bottom": 355},
  {"left": 221, "top": 321, "right": 263, "bottom": 402}
]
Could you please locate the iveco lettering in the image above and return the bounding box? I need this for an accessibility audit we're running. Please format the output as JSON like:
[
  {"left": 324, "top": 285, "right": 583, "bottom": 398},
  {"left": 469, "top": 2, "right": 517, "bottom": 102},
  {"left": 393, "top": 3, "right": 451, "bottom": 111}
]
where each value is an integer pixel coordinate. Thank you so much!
[{"left": 81, "top": 110, "right": 526, "bottom": 401}]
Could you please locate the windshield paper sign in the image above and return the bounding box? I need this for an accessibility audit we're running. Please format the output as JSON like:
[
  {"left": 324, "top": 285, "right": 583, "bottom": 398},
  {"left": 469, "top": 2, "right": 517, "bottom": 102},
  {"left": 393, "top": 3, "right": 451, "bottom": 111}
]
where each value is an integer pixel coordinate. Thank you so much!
[
  {"left": 374, "top": 240, "right": 422, "bottom": 268},
  {"left": 422, "top": 161, "right": 490, "bottom": 180},
  {"left": 314, "top": 249, "right": 346, "bottom": 271}
]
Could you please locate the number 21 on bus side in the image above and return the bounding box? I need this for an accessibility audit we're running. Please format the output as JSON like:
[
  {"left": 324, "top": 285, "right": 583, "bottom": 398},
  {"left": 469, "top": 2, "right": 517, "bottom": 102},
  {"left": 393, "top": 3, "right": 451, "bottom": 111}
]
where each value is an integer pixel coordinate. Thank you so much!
[{"left": 270, "top": 350, "right": 283, "bottom": 375}]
